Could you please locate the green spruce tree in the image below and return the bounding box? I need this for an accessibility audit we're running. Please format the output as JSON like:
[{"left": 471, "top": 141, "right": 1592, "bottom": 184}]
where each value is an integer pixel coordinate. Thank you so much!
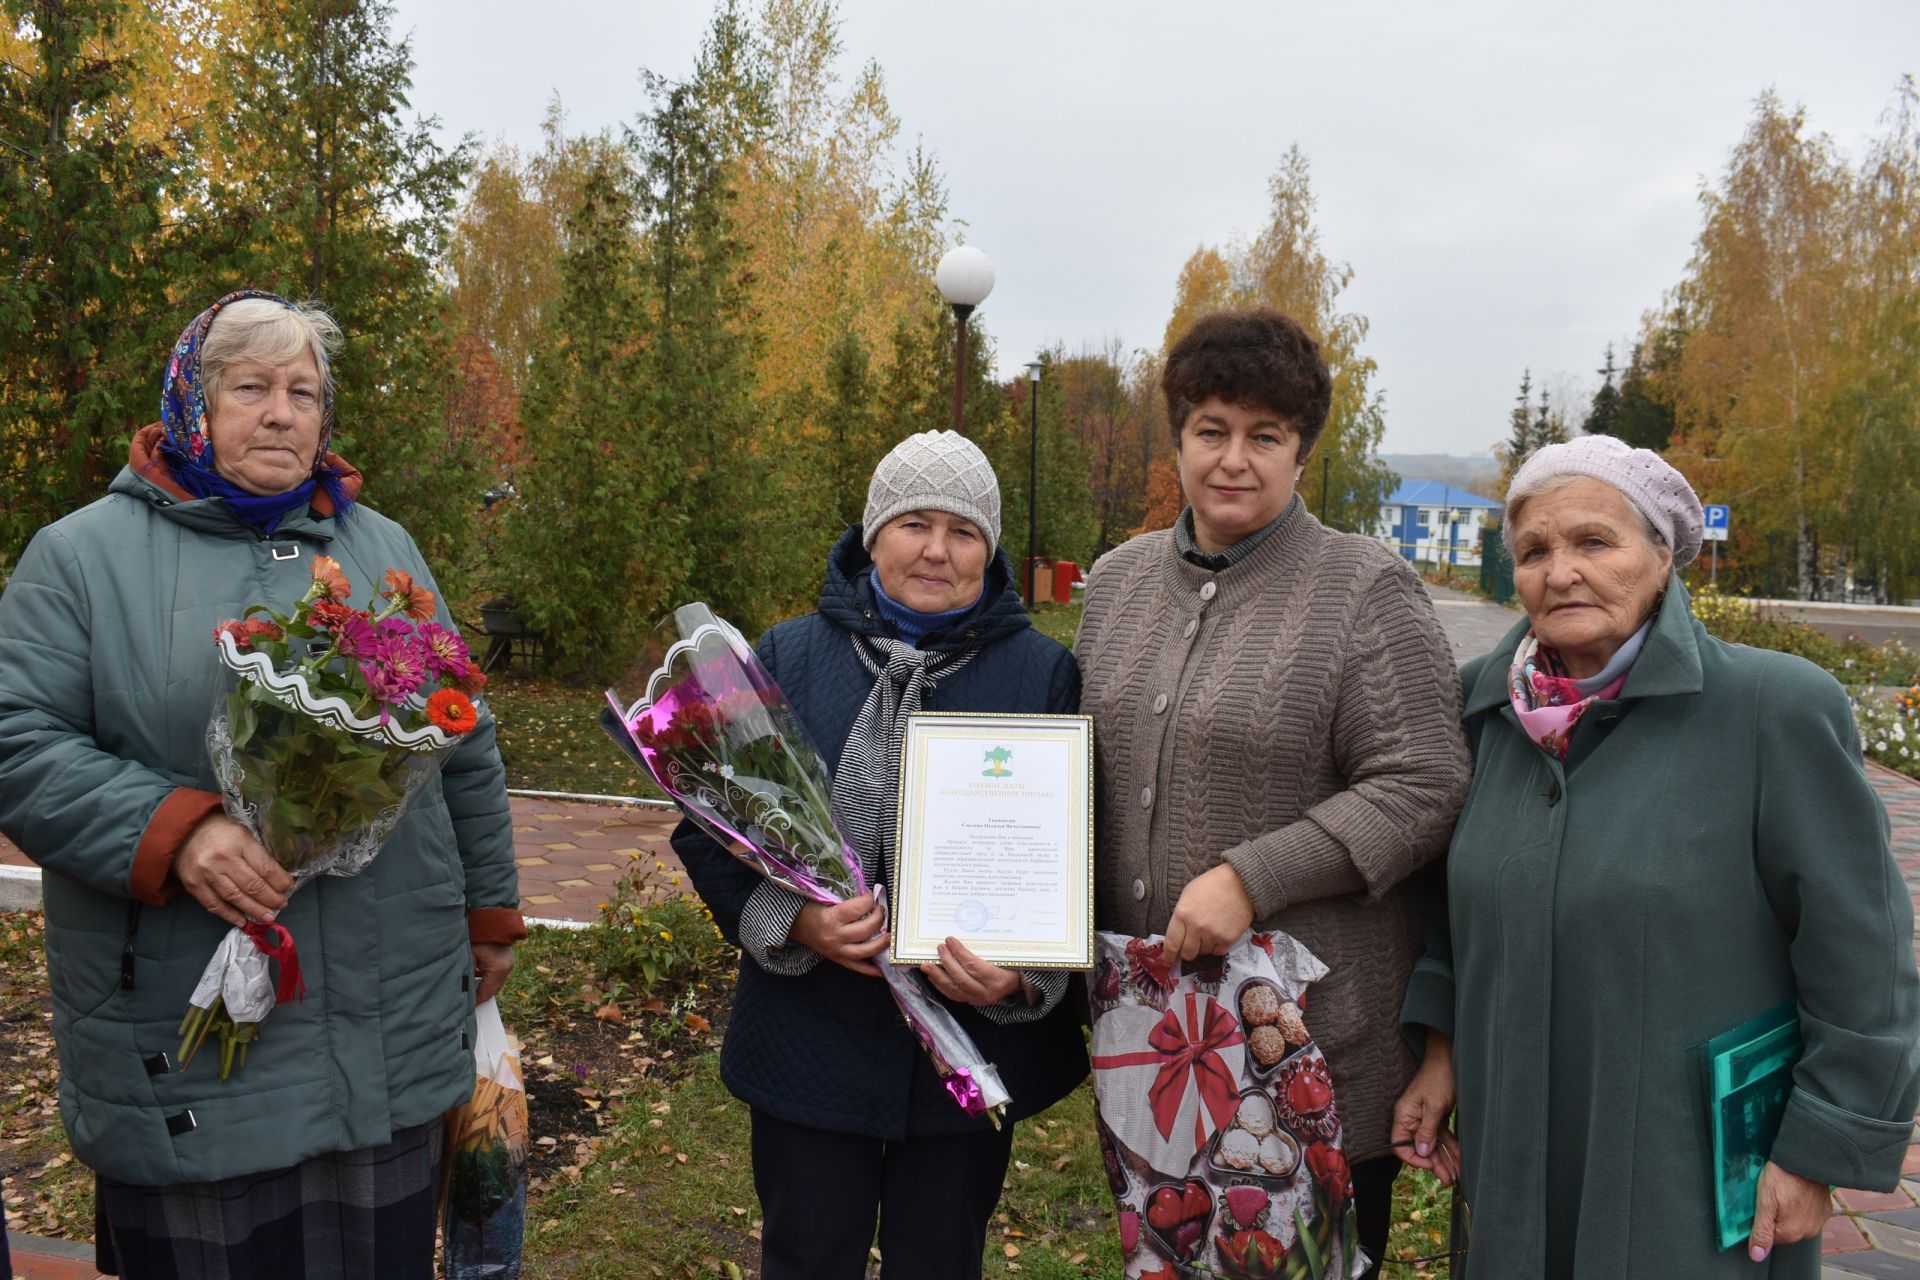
[
  {"left": 506, "top": 148, "right": 684, "bottom": 677},
  {"left": 637, "top": 60, "right": 780, "bottom": 632},
  {"left": 205, "top": 0, "right": 482, "bottom": 586},
  {"left": 817, "top": 327, "right": 883, "bottom": 533},
  {"left": 1584, "top": 345, "right": 1623, "bottom": 437},
  {"left": 1496, "top": 368, "right": 1535, "bottom": 490},
  {"left": 1534, "top": 385, "right": 1570, "bottom": 449},
  {"left": 1614, "top": 334, "right": 1680, "bottom": 452},
  {"left": 0, "top": 0, "right": 179, "bottom": 563}
]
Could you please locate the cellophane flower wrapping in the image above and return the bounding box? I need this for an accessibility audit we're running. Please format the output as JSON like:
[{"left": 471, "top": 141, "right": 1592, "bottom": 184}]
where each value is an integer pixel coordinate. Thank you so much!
[
  {"left": 603, "top": 602, "right": 1010, "bottom": 1122},
  {"left": 208, "top": 642, "right": 457, "bottom": 887},
  {"left": 1089, "top": 929, "right": 1365, "bottom": 1280},
  {"left": 180, "top": 558, "right": 488, "bottom": 1079}
]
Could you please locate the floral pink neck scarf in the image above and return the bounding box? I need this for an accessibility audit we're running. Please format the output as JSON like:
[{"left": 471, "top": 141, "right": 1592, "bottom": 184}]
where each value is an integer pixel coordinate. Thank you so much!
[{"left": 1506, "top": 621, "right": 1650, "bottom": 760}]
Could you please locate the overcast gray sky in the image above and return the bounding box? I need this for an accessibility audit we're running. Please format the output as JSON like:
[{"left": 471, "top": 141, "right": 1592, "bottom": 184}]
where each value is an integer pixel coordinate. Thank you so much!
[{"left": 392, "top": 0, "right": 1916, "bottom": 457}]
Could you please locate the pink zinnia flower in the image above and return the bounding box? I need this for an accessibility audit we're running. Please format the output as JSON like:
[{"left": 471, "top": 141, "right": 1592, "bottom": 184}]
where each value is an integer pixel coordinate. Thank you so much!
[
  {"left": 359, "top": 663, "right": 416, "bottom": 715},
  {"left": 333, "top": 614, "right": 378, "bottom": 659},
  {"left": 388, "top": 634, "right": 431, "bottom": 691},
  {"left": 417, "top": 622, "right": 471, "bottom": 680}
]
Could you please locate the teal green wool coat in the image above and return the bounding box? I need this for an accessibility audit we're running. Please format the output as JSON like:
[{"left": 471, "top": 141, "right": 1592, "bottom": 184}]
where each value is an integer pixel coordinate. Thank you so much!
[
  {"left": 0, "top": 447, "right": 522, "bottom": 1186},
  {"left": 1403, "top": 579, "right": 1920, "bottom": 1278}
]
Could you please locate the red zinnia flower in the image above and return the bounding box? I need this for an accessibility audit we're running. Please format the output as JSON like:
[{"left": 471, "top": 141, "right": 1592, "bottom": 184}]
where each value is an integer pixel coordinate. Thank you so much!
[
  {"left": 307, "top": 598, "right": 362, "bottom": 632},
  {"left": 426, "top": 687, "right": 478, "bottom": 735},
  {"left": 455, "top": 659, "right": 488, "bottom": 695},
  {"left": 382, "top": 568, "right": 438, "bottom": 621},
  {"left": 213, "top": 619, "right": 282, "bottom": 649}
]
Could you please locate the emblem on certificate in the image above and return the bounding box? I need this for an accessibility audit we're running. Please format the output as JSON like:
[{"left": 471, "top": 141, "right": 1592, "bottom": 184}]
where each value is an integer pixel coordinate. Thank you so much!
[{"left": 889, "top": 712, "right": 1094, "bottom": 970}]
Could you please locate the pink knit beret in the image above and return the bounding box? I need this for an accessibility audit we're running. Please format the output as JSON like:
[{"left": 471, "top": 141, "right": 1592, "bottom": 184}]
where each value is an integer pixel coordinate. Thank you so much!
[{"left": 1507, "top": 435, "right": 1704, "bottom": 567}]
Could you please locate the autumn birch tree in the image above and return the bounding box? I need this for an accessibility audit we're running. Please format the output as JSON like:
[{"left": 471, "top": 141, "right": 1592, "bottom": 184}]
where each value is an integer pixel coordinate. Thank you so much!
[
  {"left": 1670, "top": 92, "right": 1853, "bottom": 600},
  {"left": 1159, "top": 148, "right": 1393, "bottom": 533}
]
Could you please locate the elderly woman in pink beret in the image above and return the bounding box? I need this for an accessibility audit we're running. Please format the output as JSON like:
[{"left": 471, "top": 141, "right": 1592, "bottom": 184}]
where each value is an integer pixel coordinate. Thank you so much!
[{"left": 1394, "top": 436, "right": 1920, "bottom": 1277}]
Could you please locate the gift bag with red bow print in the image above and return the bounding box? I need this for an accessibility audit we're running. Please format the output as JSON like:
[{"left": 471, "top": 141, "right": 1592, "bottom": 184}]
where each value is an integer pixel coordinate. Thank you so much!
[{"left": 1089, "top": 929, "right": 1365, "bottom": 1280}]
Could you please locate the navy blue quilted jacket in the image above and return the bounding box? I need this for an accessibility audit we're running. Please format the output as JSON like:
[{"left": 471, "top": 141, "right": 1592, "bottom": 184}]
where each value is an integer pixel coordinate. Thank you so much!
[{"left": 673, "top": 526, "right": 1090, "bottom": 1138}]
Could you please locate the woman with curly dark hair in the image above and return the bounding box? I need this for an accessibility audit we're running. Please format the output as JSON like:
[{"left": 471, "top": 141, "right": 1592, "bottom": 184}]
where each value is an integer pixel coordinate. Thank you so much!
[{"left": 1074, "top": 307, "right": 1470, "bottom": 1276}]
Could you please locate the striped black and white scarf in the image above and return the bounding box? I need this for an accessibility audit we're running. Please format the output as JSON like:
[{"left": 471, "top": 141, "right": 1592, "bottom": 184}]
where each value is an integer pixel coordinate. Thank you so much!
[
  {"left": 830, "top": 634, "right": 976, "bottom": 892},
  {"left": 824, "top": 628, "right": 1069, "bottom": 1024}
]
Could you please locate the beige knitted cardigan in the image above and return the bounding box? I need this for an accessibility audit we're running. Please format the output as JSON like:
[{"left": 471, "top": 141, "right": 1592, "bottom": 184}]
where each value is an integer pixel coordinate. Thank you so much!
[{"left": 1073, "top": 510, "right": 1470, "bottom": 1163}]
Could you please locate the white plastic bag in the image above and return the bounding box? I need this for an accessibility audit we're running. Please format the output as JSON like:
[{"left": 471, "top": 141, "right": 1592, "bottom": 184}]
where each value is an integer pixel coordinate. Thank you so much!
[{"left": 447, "top": 999, "right": 528, "bottom": 1221}]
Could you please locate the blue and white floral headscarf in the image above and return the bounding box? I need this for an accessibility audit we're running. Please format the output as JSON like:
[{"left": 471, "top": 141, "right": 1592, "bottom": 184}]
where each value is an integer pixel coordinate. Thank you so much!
[{"left": 156, "top": 289, "right": 353, "bottom": 534}]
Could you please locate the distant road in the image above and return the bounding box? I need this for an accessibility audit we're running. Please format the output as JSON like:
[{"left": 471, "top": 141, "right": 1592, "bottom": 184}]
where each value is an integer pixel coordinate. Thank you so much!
[
  {"left": 1753, "top": 600, "right": 1920, "bottom": 650},
  {"left": 1421, "top": 583, "right": 1520, "bottom": 666},
  {"left": 1421, "top": 585, "right": 1920, "bottom": 654}
]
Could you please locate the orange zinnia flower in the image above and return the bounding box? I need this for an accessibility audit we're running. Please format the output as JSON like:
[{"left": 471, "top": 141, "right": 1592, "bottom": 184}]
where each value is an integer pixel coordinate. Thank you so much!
[
  {"left": 426, "top": 687, "right": 478, "bottom": 735},
  {"left": 455, "top": 659, "right": 488, "bottom": 695},
  {"left": 310, "top": 555, "right": 351, "bottom": 601},
  {"left": 383, "top": 568, "right": 438, "bottom": 621}
]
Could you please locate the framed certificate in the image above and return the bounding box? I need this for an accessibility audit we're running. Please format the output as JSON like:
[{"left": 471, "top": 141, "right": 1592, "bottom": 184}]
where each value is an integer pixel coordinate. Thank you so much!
[{"left": 889, "top": 711, "right": 1094, "bottom": 970}]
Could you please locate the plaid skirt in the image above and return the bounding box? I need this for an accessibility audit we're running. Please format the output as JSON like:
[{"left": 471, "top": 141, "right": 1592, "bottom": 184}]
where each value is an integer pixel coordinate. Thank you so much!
[{"left": 95, "top": 1121, "right": 444, "bottom": 1280}]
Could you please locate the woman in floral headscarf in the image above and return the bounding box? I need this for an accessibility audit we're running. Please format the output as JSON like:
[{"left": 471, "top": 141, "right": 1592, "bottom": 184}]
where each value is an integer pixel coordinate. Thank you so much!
[
  {"left": 1392, "top": 436, "right": 1920, "bottom": 1277},
  {"left": 0, "top": 292, "right": 524, "bottom": 1279}
]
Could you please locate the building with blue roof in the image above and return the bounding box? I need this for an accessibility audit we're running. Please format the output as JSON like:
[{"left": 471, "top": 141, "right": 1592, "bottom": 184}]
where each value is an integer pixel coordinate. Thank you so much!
[{"left": 1374, "top": 479, "right": 1503, "bottom": 566}]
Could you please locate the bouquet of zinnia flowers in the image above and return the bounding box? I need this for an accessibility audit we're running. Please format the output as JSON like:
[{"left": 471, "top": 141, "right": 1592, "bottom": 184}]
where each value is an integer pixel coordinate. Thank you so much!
[
  {"left": 602, "top": 603, "right": 1011, "bottom": 1123},
  {"left": 179, "top": 554, "right": 487, "bottom": 1079}
]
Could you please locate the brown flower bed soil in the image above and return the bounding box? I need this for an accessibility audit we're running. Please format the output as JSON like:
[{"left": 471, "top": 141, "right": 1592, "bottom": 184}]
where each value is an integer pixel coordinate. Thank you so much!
[{"left": 516, "top": 969, "right": 736, "bottom": 1190}]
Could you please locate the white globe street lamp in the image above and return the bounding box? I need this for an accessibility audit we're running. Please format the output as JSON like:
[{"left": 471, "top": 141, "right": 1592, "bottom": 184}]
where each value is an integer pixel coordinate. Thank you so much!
[{"left": 935, "top": 246, "right": 995, "bottom": 435}]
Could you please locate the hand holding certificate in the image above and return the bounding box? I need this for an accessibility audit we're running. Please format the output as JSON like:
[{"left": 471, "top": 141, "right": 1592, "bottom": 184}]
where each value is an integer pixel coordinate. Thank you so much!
[{"left": 890, "top": 712, "right": 1094, "bottom": 970}]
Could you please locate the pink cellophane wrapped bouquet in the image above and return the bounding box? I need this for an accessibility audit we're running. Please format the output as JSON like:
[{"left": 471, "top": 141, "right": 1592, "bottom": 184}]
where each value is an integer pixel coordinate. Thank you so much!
[
  {"left": 1089, "top": 928, "right": 1365, "bottom": 1279},
  {"left": 603, "top": 603, "right": 1010, "bottom": 1123}
]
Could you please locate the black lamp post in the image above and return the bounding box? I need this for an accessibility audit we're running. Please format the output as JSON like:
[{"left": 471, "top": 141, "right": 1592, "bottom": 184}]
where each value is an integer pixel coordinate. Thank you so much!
[
  {"left": 934, "top": 246, "right": 994, "bottom": 436},
  {"left": 1025, "top": 360, "right": 1043, "bottom": 606}
]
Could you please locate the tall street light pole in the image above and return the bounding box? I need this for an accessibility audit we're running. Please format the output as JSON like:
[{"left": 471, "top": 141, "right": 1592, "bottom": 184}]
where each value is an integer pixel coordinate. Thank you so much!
[
  {"left": 1025, "top": 361, "right": 1042, "bottom": 606},
  {"left": 935, "top": 246, "right": 994, "bottom": 436}
]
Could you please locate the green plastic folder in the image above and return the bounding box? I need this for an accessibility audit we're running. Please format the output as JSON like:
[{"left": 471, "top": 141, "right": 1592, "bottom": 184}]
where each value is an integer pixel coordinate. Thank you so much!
[{"left": 1704, "top": 1004, "right": 1802, "bottom": 1251}]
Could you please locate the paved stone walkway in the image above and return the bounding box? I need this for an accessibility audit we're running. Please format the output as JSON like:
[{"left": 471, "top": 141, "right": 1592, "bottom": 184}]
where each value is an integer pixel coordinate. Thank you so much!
[
  {"left": 6, "top": 585, "right": 1920, "bottom": 1274},
  {"left": 501, "top": 794, "right": 684, "bottom": 922}
]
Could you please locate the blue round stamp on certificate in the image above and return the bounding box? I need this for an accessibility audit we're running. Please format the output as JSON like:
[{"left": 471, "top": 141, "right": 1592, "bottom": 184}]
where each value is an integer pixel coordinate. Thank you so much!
[{"left": 954, "top": 900, "right": 989, "bottom": 932}]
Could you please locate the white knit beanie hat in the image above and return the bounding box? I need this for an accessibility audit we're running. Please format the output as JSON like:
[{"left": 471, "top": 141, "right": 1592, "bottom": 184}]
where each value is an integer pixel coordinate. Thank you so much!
[
  {"left": 1508, "top": 435, "right": 1705, "bottom": 567},
  {"left": 861, "top": 430, "right": 1002, "bottom": 551}
]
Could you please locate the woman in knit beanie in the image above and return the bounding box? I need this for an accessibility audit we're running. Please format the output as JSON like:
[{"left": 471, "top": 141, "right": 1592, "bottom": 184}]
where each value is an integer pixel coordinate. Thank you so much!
[
  {"left": 671, "top": 430, "right": 1088, "bottom": 1280},
  {"left": 1393, "top": 435, "right": 1920, "bottom": 1276}
]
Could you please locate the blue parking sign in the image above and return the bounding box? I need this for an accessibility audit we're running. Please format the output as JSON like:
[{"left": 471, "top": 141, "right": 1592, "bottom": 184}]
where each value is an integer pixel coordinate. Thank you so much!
[{"left": 1703, "top": 504, "right": 1730, "bottom": 542}]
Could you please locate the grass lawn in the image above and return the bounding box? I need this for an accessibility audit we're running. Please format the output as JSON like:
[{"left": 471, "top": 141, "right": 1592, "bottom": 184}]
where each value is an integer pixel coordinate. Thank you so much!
[
  {"left": 1027, "top": 601, "right": 1083, "bottom": 648},
  {"left": 486, "top": 670, "right": 665, "bottom": 797}
]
